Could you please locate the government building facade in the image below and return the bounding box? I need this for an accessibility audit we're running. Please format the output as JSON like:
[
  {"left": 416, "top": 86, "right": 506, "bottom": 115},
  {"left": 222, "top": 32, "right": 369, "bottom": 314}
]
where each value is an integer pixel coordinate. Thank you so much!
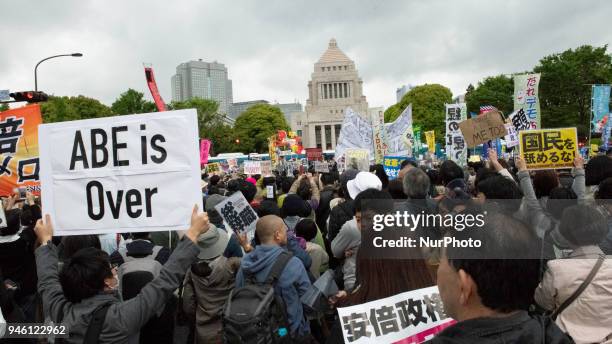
[{"left": 292, "top": 39, "right": 370, "bottom": 150}]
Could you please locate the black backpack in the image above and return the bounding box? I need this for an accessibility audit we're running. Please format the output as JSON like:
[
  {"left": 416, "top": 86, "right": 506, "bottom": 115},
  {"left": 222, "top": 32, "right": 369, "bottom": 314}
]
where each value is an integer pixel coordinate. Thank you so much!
[{"left": 222, "top": 251, "right": 293, "bottom": 344}]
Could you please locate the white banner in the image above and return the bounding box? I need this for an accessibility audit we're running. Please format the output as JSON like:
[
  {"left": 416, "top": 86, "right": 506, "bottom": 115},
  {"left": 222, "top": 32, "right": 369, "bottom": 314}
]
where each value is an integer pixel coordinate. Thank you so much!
[
  {"left": 39, "top": 110, "right": 202, "bottom": 236},
  {"left": 243, "top": 160, "right": 262, "bottom": 175},
  {"left": 504, "top": 123, "right": 520, "bottom": 148},
  {"left": 337, "top": 286, "right": 455, "bottom": 344},
  {"left": 445, "top": 103, "right": 467, "bottom": 166},
  {"left": 314, "top": 161, "right": 330, "bottom": 173},
  {"left": 214, "top": 191, "right": 258, "bottom": 240},
  {"left": 260, "top": 160, "right": 272, "bottom": 176},
  {"left": 334, "top": 108, "right": 374, "bottom": 163},
  {"left": 385, "top": 104, "right": 414, "bottom": 157}
]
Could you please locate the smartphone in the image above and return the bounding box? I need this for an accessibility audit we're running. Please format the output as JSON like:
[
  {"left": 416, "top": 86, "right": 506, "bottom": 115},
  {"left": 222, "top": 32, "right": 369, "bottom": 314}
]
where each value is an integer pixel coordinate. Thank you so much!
[{"left": 18, "top": 187, "right": 27, "bottom": 199}]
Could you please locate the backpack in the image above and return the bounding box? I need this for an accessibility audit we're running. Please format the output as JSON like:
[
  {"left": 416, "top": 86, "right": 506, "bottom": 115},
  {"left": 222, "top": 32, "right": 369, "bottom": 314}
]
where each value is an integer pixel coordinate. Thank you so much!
[
  {"left": 117, "top": 245, "right": 163, "bottom": 301},
  {"left": 222, "top": 251, "right": 293, "bottom": 344}
]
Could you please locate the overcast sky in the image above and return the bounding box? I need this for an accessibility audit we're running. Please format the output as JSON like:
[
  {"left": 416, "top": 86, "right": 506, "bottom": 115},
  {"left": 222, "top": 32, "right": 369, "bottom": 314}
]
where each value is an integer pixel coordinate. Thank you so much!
[{"left": 2, "top": 0, "right": 611, "bottom": 110}]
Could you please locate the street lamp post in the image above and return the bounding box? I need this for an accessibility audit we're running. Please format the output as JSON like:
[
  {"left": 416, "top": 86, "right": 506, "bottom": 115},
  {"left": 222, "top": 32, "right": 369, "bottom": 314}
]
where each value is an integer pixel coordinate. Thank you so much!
[{"left": 34, "top": 53, "right": 83, "bottom": 91}]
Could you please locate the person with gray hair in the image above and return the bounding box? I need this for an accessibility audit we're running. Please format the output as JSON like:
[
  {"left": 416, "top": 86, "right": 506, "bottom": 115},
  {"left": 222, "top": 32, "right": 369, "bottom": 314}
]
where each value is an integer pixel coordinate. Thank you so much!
[{"left": 403, "top": 167, "right": 430, "bottom": 199}]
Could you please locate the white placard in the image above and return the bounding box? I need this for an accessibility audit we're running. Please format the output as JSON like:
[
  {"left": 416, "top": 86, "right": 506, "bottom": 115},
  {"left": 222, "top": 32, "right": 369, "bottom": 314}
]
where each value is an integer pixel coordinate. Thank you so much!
[
  {"left": 504, "top": 123, "right": 520, "bottom": 148},
  {"left": 39, "top": 109, "right": 202, "bottom": 236},
  {"left": 260, "top": 160, "right": 272, "bottom": 176},
  {"left": 243, "top": 160, "right": 262, "bottom": 175},
  {"left": 314, "top": 161, "right": 330, "bottom": 173},
  {"left": 214, "top": 191, "right": 258, "bottom": 240},
  {"left": 337, "top": 286, "right": 455, "bottom": 344}
]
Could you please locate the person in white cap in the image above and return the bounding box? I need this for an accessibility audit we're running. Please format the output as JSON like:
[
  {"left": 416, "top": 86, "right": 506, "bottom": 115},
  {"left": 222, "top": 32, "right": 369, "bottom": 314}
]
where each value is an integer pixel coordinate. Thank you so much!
[{"left": 331, "top": 171, "right": 382, "bottom": 291}]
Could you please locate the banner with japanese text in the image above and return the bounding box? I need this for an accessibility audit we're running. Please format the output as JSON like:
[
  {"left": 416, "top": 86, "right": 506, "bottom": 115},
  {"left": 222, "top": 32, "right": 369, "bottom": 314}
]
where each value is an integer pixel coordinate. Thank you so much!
[
  {"left": 335, "top": 108, "right": 374, "bottom": 164},
  {"left": 200, "top": 139, "right": 211, "bottom": 165},
  {"left": 38, "top": 109, "right": 202, "bottom": 236},
  {"left": 0, "top": 104, "right": 42, "bottom": 196},
  {"left": 592, "top": 85, "right": 611, "bottom": 134},
  {"left": 385, "top": 105, "right": 414, "bottom": 157},
  {"left": 372, "top": 109, "right": 387, "bottom": 164},
  {"left": 383, "top": 156, "right": 403, "bottom": 180},
  {"left": 243, "top": 160, "right": 262, "bottom": 175},
  {"left": 206, "top": 162, "right": 221, "bottom": 174},
  {"left": 337, "top": 286, "right": 455, "bottom": 344},
  {"left": 425, "top": 131, "right": 435, "bottom": 153},
  {"left": 445, "top": 103, "right": 467, "bottom": 166},
  {"left": 344, "top": 148, "right": 370, "bottom": 171},
  {"left": 514, "top": 73, "right": 541, "bottom": 129},
  {"left": 519, "top": 127, "right": 577, "bottom": 170},
  {"left": 214, "top": 191, "right": 258, "bottom": 241}
]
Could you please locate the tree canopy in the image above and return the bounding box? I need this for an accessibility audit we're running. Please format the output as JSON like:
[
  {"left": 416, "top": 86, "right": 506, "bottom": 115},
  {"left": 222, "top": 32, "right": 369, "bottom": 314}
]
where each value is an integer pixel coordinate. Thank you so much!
[
  {"left": 465, "top": 75, "right": 513, "bottom": 116},
  {"left": 40, "top": 95, "right": 112, "bottom": 123},
  {"left": 535, "top": 45, "right": 612, "bottom": 137},
  {"left": 111, "top": 88, "right": 156, "bottom": 115},
  {"left": 384, "top": 84, "right": 452, "bottom": 143},
  {"left": 234, "top": 104, "right": 290, "bottom": 153}
]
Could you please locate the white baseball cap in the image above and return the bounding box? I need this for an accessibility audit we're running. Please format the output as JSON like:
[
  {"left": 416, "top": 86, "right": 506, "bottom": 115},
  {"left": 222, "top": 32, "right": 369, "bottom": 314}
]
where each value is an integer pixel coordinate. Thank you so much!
[{"left": 347, "top": 171, "right": 382, "bottom": 199}]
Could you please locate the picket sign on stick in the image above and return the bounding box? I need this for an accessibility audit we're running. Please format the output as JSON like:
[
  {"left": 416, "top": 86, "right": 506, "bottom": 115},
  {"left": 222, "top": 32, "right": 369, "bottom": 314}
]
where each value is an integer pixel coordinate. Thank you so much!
[{"left": 38, "top": 110, "right": 202, "bottom": 236}]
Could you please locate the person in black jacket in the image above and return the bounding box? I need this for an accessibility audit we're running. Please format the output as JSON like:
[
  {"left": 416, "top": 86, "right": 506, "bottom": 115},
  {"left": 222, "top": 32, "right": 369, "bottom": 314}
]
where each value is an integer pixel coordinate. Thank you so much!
[{"left": 430, "top": 206, "right": 573, "bottom": 343}]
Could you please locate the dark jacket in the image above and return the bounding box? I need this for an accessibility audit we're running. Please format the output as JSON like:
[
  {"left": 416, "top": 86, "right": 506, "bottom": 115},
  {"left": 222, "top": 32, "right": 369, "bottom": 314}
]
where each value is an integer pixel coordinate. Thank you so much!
[
  {"left": 109, "top": 239, "right": 170, "bottom": 266},
  {"left": 327, "top": 200, "right": 354, "bottom": 243},
  {"left": 427, "top": 311, "right": 574, "bottom": 344},
  {"left": 0, "top": 227, "right": 37, "bottom": 300},
  {"left": 315, "top": 186, "right": 336, "bottom": 235},
  {"left": 35, "top": 237, "right": 200, "bottom": 344}
]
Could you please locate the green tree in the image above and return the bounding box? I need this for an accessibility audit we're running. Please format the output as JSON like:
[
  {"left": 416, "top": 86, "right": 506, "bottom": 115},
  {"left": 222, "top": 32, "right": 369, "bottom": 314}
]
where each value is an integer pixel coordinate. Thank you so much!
[
  {"left": 0, "top": 104, "right": 9, "bottom": 112},
  {"left": 111, "top": 88, "right": 156, "bottom": 115},
  {"left": 534, "top": 45, "right": 612, "bottom": 138},
  {"left": 40, "top": 95, "right": 111, "bottom": 122},
  {"left": 169, "top": 97, "right": 228, "bottom": 140},
  {"left": 465, "top": 75, "right": 513, "bottom": 116},
  {"left": 234, "top": 104, "right": 290, "bottom": 153},
  {"left": 384, "top": 84, "right": 452, "bottom": 144}
]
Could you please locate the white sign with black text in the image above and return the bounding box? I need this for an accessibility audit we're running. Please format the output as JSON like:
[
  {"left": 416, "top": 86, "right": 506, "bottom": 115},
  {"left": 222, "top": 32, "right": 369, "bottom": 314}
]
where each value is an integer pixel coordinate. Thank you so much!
[{"left": 39, "top": 110, "right": 202, "bottom": 236}]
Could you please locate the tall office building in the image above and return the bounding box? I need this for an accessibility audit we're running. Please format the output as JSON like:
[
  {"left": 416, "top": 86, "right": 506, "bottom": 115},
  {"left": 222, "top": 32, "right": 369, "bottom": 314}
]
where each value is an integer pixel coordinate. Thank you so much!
[{"left": 171, "top": 59, "right": 233, "bottom": 115}]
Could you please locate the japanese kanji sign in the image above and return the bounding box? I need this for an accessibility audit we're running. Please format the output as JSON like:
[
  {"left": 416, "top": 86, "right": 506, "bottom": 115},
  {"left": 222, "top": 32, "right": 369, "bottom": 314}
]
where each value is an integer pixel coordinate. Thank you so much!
[
  {"left": 372, "top": 110, "right": 387, "bottom": 164},
  {"left": 260, "top": 160, "right": 272, "bottom": 176},
  {"left": 518, "top": 128, "right": 578, "bottom": 170},
  {"left": 344, "top": 149, "right": 370, "bottom": 171},
  {"left": 383, "top": 156, "right": 403, "bottom": 180},
  {"left": 314, "top": 161, "right": 330, "bottom": 173},
  {"left": 38, "top": 109, "right": 202, "bottom": 236},
  {"left": 504, "top": 123, "right": 520, "bottom": 148},
  {"left": 206, "top": 162, "right": 221, "bottom": 174},
  {"left": 306, "top": 148, "right": 323, "bottom": 161},
  {"left": 592, "top": 85, "right": 611, "bottom": 134},
  {"left": 243, "top": 160, "right": 262, "bottom": 175},
  {"left": 0, "top": 104, "right": 42, "bottom": 196},
  {"left": 214, "top": 191, "right": 258, "bottom": 240},
  {"left": 514, "top": 73, "right": 541, "bottom": 129},
  {"left": 425, "top": 131, "right": 435, "bottom": 153},
  {"left": 458, "top": 110, "right": 507, "bottom": 148},
  {"left": 509, "top": 109, "right": 532, "bottom": 133},
  {"left": 200, "top": 139, "right": 211, "bottom": 165},
  {"left": 337, "top": 286, "right": 455, "bottom": 343},
  {"left": 445, "top": 103, "right": 467, "bottom": 166}
]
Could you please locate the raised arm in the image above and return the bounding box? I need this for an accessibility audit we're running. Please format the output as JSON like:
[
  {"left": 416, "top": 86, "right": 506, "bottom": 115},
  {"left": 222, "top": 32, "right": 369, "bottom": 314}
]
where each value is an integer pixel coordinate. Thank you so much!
[
  {"left": 571, "top": 156, "right": 586, "bottom": 204},
  {"left": 34, "top": 215, "right": 69, "bottom": 322}
]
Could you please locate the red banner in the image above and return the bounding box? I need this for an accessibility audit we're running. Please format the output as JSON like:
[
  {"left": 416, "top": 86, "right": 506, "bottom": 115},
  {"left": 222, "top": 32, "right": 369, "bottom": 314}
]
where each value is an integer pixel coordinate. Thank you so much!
[
  {"left": 306, "top": 148, "right": 323, "bottom": 161},
  {"left": 0, "top": 104, "right": 42, "bottom": 196}
]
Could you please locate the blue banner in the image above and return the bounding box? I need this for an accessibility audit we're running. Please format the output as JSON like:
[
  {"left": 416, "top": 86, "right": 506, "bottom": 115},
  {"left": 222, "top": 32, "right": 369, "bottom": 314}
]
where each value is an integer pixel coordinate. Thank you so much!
[
  {"left": 603, "top": 113, "right": 612, "bottom": 150},
  {"left": 383, "top": 156, "right": 404, "bottom": 180},
  {"left": 592, "top": 85, "right": 611, "bottom": 134}
]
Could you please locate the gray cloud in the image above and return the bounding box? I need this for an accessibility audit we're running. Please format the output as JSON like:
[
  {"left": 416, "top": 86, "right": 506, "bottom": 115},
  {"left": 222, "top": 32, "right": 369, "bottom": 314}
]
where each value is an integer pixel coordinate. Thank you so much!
[{"left": 2, "top": 0, "right": 611, "bottom": 109}]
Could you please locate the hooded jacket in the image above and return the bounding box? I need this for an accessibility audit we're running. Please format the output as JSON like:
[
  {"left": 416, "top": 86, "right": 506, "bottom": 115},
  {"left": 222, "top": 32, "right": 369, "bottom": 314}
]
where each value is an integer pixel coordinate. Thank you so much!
[
  {"left": 427, "top": 311, "right": 573, "bottom": 343},
  {"left": 235, "top": 244, "right": 312, "bottom": 337}
]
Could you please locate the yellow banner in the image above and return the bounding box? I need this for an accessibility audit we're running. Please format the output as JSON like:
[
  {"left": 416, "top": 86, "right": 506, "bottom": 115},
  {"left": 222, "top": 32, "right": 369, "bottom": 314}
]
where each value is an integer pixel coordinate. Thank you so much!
[
  {"left": 519, "top": 128, "right": 577, "bottom": 170},
  {"left": 206, "top": 162, "right": 221, "bottom": 174},
  {"left": 425, "top": 130, "right": 435, "bottom": 153}
]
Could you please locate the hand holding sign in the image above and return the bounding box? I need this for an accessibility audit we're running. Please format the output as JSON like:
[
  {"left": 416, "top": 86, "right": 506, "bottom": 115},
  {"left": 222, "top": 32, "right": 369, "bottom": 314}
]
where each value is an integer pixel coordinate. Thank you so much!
[
  {"left": 186, "top": 205, "right": 211, "bottom": 243},
  {"left": 35, "top": 214, "right": 53, "bottom": 245}
]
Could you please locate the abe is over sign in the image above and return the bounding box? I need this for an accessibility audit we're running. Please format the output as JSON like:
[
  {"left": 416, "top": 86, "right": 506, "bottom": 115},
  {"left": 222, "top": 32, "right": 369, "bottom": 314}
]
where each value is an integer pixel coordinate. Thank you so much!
[{"left": 39, "top": 110, "right": 202, "bottom": 236}]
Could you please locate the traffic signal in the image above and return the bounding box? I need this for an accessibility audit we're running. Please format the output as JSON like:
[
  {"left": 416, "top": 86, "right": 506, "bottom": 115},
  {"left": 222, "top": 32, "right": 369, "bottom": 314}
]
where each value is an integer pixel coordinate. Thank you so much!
[{"left": 9, "top": 91, "right": 48, "bottom": 103}]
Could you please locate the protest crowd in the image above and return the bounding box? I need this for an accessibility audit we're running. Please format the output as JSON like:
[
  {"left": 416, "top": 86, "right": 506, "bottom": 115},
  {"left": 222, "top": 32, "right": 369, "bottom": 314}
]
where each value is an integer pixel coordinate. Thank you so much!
[{"left": 1, "top": 141, "right": 612, "bottom": 343}]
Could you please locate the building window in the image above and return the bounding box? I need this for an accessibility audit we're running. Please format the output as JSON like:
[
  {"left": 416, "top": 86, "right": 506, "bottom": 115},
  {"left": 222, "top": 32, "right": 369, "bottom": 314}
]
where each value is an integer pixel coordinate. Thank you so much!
[
  {"left": 343, "top": 83, "right": 348, "bottom": 98},
  {"left": 330, "top": 110, "right": 333, "bottom": 114},
  {"left": 327, "top": 67, "right": 331, "bottom": 71},
  {"left": 344, "top": 66, "right": 347, "bottom": 70},
  {"left": 297, "top": 130, "right": 302, "bottom": 137},
  {"left": 325, "top": 125, "right": 332, "bottom": 150},
  {"left": 315, "top": 126, "right": 321, "bottom": 148},
  {"left": 323, "top": 84, "right": 328, "bottom": 99},
  {"left": 334, "top": 83, "right": 338, "bottom": 98},
  {"left": 321, "top": 67, "right": 325, "bottom": 72},
  {"left": 333, "top": 66, "right": 336, "bottom": 71},
  {"left": 335, "top": 124, "right": 341, "bottom": 142}
]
